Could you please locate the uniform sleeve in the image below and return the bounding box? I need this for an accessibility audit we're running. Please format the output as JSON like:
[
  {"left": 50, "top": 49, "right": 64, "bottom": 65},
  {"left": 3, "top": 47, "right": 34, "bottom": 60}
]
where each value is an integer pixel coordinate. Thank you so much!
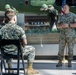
[
  {"left": 0, "top": 29, "right": 2, "bottom": 39},
  {"left": 73, "top": 14, "right": 76, "bottom": 23},
  {"left": 56, "top": 10, "right": 58, "bottom": 15},
  {"left": 19, "top": 27, "right": 26, "bottom": 40},
  {"left": 21, "top": 34, "right": 26, "bottom": 40},
  {"left": 0, "top": 29, "right": 1, "bottom": 36},
  {"left": 57, "top": 15, "right": 61, "bottom": 24},
  {"left": 0, "top": 26, "right": 5, "bottom": 38}
]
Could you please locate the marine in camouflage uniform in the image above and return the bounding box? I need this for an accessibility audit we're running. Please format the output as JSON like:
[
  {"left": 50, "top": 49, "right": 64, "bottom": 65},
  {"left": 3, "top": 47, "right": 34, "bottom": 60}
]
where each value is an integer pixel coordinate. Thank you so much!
[
  {"left": 40, "top": 4, "right": 58, "bottom": 31},
  {"left": 0, "top": 9, "right": 39, "bottom": 74},
  {"left": 56, "top": 4, "right": 76, "bottom": 67},
  {"left": 47, "top": 5, "right": 58, "bottom": 31}
]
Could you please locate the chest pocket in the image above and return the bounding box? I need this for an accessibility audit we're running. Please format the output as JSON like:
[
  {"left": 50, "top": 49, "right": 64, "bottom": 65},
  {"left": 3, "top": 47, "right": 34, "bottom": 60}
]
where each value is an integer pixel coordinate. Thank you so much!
[
  {"left": 67, "top": 16, "right": 74, "bottom": 24},
  {"left": 61, "top": 16, "right": 74, "bottom": 24}
]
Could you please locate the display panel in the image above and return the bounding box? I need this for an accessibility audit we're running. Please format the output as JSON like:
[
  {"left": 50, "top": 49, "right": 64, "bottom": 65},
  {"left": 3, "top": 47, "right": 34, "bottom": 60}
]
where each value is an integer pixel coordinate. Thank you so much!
[{"left": 30, "top": 0, "right": 55, "bottom": 6}]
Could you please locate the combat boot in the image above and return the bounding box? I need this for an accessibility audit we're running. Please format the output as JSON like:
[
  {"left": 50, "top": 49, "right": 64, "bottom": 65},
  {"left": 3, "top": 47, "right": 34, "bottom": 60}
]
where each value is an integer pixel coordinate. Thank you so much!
[
  {"left": 56, "top": 60, "right": 62, "bottom": 67},
  {"left": 68, "top": 60, "right": 72, "bottom": 67},
  {"left": 26, "top": 63, "right": 39, "bottom": 74},
  {"left": 8, "top": 63, "right": 13, "bottom": 73}
]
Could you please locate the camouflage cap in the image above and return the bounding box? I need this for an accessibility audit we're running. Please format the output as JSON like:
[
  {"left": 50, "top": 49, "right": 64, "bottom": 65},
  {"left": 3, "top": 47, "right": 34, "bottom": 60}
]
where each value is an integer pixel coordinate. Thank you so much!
[
  {"left": 6, "top": 9, "right": 15, "bottom": 20},
  {"left": 5, "top": 4, "right": 10, "bottom": 9},
  {"left": 41, "top": 4, "right": 48, "bottom": 9}
]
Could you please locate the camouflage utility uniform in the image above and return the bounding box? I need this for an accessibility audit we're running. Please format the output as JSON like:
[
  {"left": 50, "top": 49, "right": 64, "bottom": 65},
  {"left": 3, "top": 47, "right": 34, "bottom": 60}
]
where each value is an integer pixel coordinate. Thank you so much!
[
  {"left": 0, "top": 22, "right": 35, "bottom": 65},
  {"left": 47, "top": 9, "right": 58, "bottom": 30},
  {"left": 58, "top": 12, "right": 76, "bottom": 61}
]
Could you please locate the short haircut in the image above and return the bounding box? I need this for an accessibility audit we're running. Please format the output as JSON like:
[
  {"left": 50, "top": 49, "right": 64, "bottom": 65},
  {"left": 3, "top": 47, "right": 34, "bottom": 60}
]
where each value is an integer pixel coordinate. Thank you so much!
[
  {"left": 5, "top": 10, "right": 15, "bottom": 21},
  {"left": 64, "top": 4, "right": 70, "bottom": 7}
]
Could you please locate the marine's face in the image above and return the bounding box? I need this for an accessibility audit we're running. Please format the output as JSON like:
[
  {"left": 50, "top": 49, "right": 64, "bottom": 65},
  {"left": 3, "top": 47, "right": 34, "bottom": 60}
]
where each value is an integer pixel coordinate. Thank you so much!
[
  {"left": 44, "top": 8, "right": 48, "bottom": 11},
  {"left": 6, "top": 11, "right": 15, "bottom": 20},
  {"left": 8, "top": 11, "right": 15, "bottom": 16},
  {"left": 63, "top": 5, "right": 70, "bottom": 14}
]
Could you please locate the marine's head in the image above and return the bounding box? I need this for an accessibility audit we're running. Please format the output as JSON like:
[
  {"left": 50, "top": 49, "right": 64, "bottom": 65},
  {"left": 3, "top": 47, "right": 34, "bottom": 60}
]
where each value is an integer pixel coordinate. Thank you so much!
[
  {"left": 40, "top": 4, "right": 48, "bottom": 11},
  {"left": 6, "top": 9, "right": 15, "bottom": 21},
  {"left": 48, "top": 5, "right": 54, "bottom": 10},
  {"left": 63, "top": 4, "right": 70, "bottom": 14},
  {"left": 5, "top": 4, "right": 11, "bottom": 10}
]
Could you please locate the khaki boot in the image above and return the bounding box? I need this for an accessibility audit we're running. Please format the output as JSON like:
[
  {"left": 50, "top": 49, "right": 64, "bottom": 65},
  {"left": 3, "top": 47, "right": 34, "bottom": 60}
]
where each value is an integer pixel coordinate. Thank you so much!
[
  {"left": 26, "top": 63, "right": 39, "bottom": 74},
  {"left": 68, "top": 60, "right": 72, "bottom": 67},
  {"left": 8, "top": 63, "right": 13, "bottom": 73},
  {"left": 56, "top": 60, "right": 62, "bottom": 67}
]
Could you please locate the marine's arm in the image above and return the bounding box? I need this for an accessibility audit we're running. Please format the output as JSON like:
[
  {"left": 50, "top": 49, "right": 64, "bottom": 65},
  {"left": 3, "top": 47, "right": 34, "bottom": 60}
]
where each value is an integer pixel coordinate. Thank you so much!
[
  {"left": 19, "top": 27, "right": 27, "bottom": 46},
  {"left": 21, "top": 34, "right": 27, "bottom": 47},
  {"left": 57, "top": 15, "right": 63, "bottom": 29},
  {"left": 70, "top": 23, "right": 76, "bottom": 28},
  {"left": 70, "top": 14, "right": 76, "bottom": 28}
]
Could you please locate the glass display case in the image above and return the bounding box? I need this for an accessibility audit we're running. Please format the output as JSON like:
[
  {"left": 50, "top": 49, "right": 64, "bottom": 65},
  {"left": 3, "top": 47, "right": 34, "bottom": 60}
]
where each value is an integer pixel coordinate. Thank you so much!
[{"left": 24, "top": 14, "right": 50, "bottom": 33}]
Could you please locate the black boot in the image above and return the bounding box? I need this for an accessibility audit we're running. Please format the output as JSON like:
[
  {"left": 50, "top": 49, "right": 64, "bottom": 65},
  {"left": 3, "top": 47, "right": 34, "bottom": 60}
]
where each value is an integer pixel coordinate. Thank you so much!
[
  {"left": 56, "top": 60, "right": 62, "bottom": 67},
  {"left": 68, "top": 60, "right": 72, "bottom": 67}
]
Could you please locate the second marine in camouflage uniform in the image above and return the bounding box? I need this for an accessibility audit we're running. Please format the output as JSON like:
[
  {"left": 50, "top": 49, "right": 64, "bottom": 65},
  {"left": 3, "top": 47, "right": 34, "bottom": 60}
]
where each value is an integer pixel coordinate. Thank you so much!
[
  {"left": 40, "top": 4, "right": 58, "bottom": 31},
  {"left": 58, "top": 12, "right": 76, "bottom": 60},
  {"left": 56, "top": 4, "right": 76, "bottom": 67}
]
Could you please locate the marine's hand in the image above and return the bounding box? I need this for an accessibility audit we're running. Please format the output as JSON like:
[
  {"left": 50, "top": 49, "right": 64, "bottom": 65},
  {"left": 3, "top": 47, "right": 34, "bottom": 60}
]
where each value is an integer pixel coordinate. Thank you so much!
[
  {"left": 70, "top": 24, "right": 76, "bottom": 28},
  {"left": 57, "top": 25, "right": 62, "bottom": 29},
  {"left": 62, "top": 24, "right": 69, "bottom": 28},
  {"left": 40, "top": 8, "right": 44, "bottom": 11},
  {"left": 44, "top": 8, "right": 48, "bottom": 11},
  {"left": 55, "top": 17, "right": 57, "bottom": 20}
]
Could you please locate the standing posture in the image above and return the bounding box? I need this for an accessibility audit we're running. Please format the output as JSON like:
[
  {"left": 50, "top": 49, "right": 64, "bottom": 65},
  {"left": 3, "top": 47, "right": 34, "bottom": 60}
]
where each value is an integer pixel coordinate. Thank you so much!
[
  {"left": 56, "top": 4, "right": 76, "bottom": 67},
  {"left": 0, "top": 9, "right": 39, "bottom": 74},
  {"left": 47, "top": 5, "right": 58, "bottom": 31}
]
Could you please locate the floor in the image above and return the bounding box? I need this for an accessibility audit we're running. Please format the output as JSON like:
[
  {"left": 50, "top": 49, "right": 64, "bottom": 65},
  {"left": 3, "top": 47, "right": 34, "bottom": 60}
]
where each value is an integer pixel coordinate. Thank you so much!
[{"left": 1, "top": 60, "right": 76, "bottom": 75}]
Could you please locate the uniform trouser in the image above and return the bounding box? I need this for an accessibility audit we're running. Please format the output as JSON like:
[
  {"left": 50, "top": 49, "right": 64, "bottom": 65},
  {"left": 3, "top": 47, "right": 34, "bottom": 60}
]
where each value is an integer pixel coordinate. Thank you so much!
[
  {"left": 50, "top": 20, "right": 57, "bottom": 31},
  {"left": 6, "top": 45, "right": 35, "bottom": 67},
  {"left": 58, "top": 37, "right": 74, "bottom": 61},
  {"left": 50, "top": 20, "right": 54, "bottom": 31}
]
